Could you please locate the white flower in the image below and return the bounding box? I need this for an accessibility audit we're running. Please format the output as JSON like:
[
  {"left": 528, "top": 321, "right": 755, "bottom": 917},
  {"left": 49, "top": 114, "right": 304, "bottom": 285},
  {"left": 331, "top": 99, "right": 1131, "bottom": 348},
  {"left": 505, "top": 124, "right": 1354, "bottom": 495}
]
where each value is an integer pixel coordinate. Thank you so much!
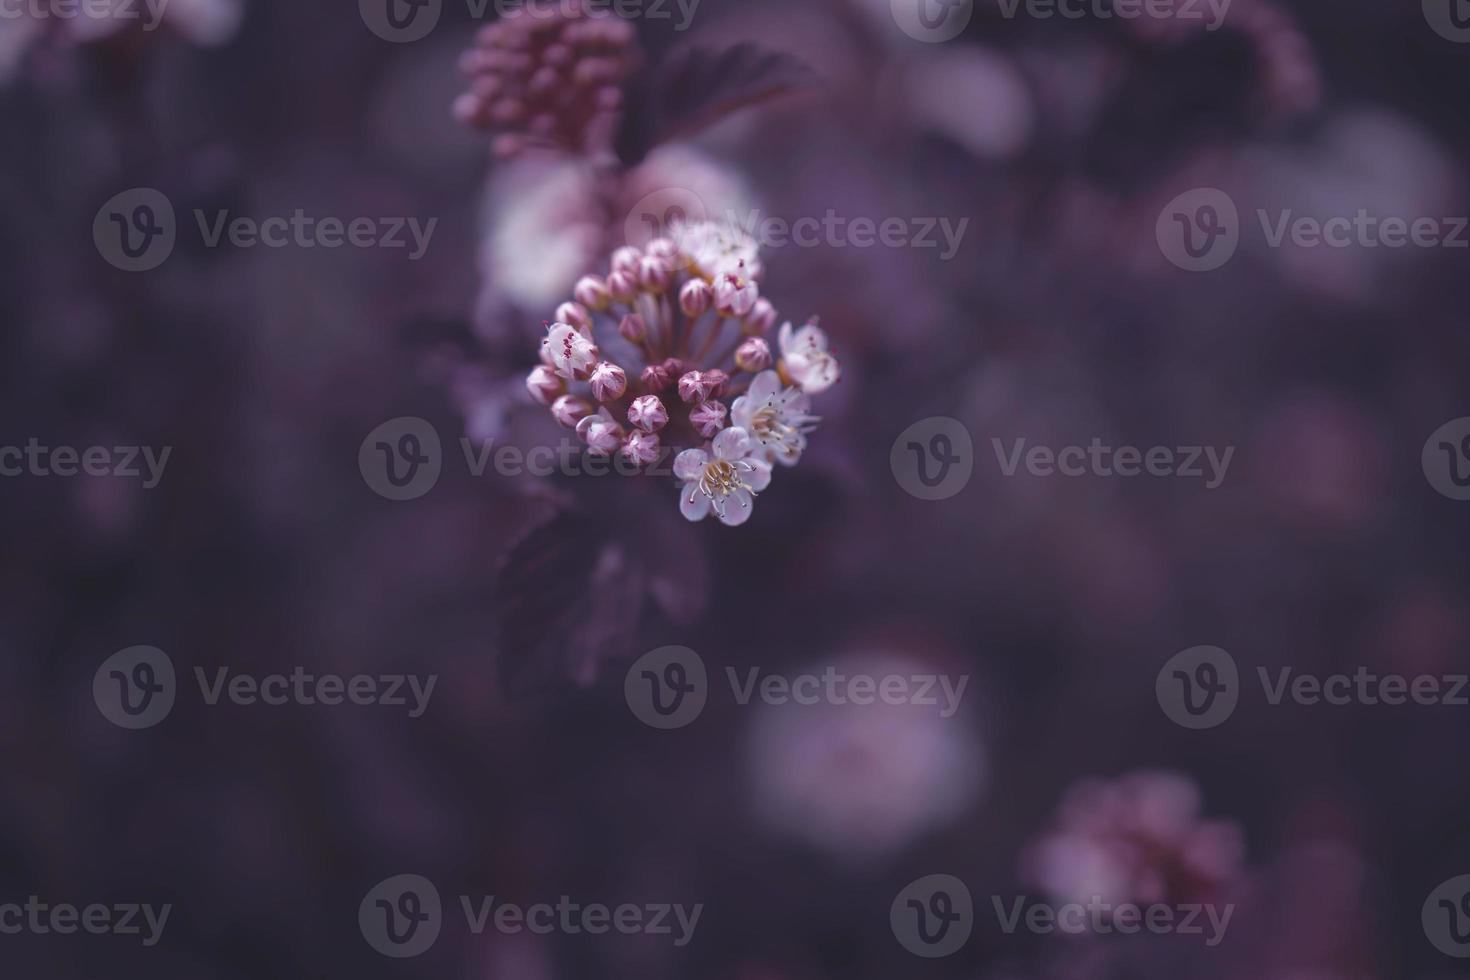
[
  {"left": 778, "top": 320, "right": 840, "bottom": 394},
  {"left": 542, "top": 322, "right": 599, "bottom": 380},
  {"left": 731, "top": 371, "right": 820, "bottom": 467},
  {"left": 673, "top": 219, "right": 764, "bottom": 283},
  {"left": 673, "top": 427, "right": 772, "bottom": 527}
]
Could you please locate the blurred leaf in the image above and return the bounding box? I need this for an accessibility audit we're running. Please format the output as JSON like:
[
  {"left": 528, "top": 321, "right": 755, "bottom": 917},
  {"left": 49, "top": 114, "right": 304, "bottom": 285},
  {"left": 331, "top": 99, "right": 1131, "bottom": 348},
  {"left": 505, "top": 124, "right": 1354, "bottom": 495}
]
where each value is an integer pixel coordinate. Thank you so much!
[{"left": 617, "top": 42, "right": 814, "bottom": 165}]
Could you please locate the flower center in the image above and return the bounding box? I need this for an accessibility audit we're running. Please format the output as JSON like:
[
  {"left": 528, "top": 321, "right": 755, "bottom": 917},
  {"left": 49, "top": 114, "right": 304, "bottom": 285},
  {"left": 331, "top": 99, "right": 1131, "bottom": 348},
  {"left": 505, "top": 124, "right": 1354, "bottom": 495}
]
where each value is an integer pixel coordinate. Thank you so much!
[{"left": 699, "top": 460, "right": 745, "bottom": 500}]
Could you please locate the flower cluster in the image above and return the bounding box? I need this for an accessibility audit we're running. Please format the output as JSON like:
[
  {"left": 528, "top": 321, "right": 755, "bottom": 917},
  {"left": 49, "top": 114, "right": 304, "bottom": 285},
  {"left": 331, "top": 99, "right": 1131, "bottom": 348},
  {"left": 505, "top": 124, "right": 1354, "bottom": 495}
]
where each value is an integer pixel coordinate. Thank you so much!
[
  {"left": 452, "top": 0, "right": 640, "bottom": 159},
  {"left": 526, "top": 221, "right": 838, "bottom": 526},
  {"left": 1021, "top": 770, "right": 1245, "bottom": 911}
]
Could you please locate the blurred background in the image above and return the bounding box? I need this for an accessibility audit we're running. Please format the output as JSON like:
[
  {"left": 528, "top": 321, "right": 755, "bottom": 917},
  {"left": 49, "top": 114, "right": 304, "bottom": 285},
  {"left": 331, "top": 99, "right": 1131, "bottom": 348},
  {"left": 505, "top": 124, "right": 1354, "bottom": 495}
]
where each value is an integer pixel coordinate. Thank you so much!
[{"left": 2, "top": 0, "right": 1469, "bottom": 976}]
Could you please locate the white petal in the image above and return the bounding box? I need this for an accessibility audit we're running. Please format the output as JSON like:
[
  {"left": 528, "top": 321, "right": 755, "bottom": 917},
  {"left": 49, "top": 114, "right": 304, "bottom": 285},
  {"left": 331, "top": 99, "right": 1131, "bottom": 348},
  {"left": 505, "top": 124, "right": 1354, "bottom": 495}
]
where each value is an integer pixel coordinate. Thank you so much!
[
  {"left": 718, "top": 489, "right": 754, "bottom": 526},
  {"left": 777, "top": 321, "right": 795, "bottom": 356},
  {"left": 679, "top": 487, "right": 712, "bottom": 522},
  {"left": 729, "top": 396, "right": 755, "bottom": 430},
  {"left": 745, "top": 459, "right": 773, "bottom": 491},
  {"left": 791, "top": 324, "right": 828, "bottom": 353},
  {"left": 748, "top": 370, "right": 782, "bottom": 403},
  {"left": 712, "top": 426, "right": 751, "bottom": 460},
  {"left": 673, "top": 449, "right": 708, "bottom": 482}
]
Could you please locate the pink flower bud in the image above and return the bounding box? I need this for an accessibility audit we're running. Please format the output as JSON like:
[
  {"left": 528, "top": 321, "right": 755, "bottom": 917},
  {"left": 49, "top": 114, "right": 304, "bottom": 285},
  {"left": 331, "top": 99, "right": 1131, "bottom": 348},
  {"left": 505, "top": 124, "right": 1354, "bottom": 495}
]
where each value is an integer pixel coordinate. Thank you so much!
[
  {"left": 606, "top": 270, "right": 637, "bottom": 304},
  {"left": 610, "top": 246, "right": 641, "bottom": 275},
  {"left": 743, "top": 297, "right": 777, "bottom": 335},
  {"left": 555, "top": 301, "right": 591, "bottom": 332},
  {"left": 575, "top": 408, "right": 624, "bottom": 457},
  {"left": 618, "top": 314, "right": 647, "bottom": 344},
  {"left": 735, "top": 337, "right": 771, "bottom": 373},
  {"left": 620, "top": 430, "right": 662, "bottom": 468},
  {"left": 525, "top": 365, "right": 565, "bottom": 405},
  {"left": 638, "top": 255, "right": 672, "bottom": 292},
  {"left": 690, "top": 399, "right": 729, "bottom": 438},
  {"left": 574, "top": 275, "right": 610, "bottom": 311},
  {"left": 703, "top": 369, "right": 729, "bottom": 397},
  {"left": 641, "top": 363, "right": 673, "bottom": 392},
  {"left": 679, "top": 370, "right": 713, "bottom": 404},
  {"left": 679, "top": 279, "right": 713, "bottom": 317},
  {"left": 589, "top": 361, "right": 628, "bottom": 402},
  {"left": 627, "top": 394, "right": 668, "bottom": 432},
  {"left": 551, "top": 394, "right": 595, "bottom": 429}
]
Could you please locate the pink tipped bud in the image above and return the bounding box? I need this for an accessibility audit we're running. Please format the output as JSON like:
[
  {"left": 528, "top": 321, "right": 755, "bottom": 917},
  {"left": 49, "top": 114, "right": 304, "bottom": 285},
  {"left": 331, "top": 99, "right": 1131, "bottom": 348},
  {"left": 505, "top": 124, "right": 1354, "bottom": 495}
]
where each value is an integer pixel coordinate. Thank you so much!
[
  {"left": 679, "top": 279, "right": 713, "bottom": 317},
  {"left": 555, "top": 301, "right": 591, "bottom": 332},
  {"left": 617, "top": 314, "right": 646, "bottom": 344},
  {"left": 702, "top": 369, "right": 729, "bottom": 397},
  {"left": 610, "top": 246, "right": 642, "bottom": 275},
  {"left": 575, "top": 408, "right": 624, "bottom": 457},
  {"left": 715, "top": 272, "right": 759, "bottom": 317},
  {"left": 551, "top": 394, "right": 595, "bottom": 429},
  {"left": 641, "top": 363, "right": 673, "bottom": 393},
  {"left": 621, "top": 430, "right": 662, "bottom": 468},
  {"left": 589, "top": 361, "right": 628, "bottom": 402},
  {"left": 735, "top": 337, "right": 771, "bottom": 373},
  {"left": 679, "top": 370, "right": 713, "bottom": 404},
  {"left": 638, "top": 255, "right": 673, "bottom": 293},
  {"left": 606, "top": 270, "right": 637, "bottom": 304},
  {"left": 689, "top": 399, "right": 729, "bottom": 438},
  {"left": 627, "top": 394, "right": 668, "bottom": 432},
  {"left": 574, "top": 275, "right": 611, "bottom": 311},
  {"left": 526, "top": 365, "right": 565, "bottom": 405},
  {"left": 743, "top": 297, "right": 777, "bottom": 335}
]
